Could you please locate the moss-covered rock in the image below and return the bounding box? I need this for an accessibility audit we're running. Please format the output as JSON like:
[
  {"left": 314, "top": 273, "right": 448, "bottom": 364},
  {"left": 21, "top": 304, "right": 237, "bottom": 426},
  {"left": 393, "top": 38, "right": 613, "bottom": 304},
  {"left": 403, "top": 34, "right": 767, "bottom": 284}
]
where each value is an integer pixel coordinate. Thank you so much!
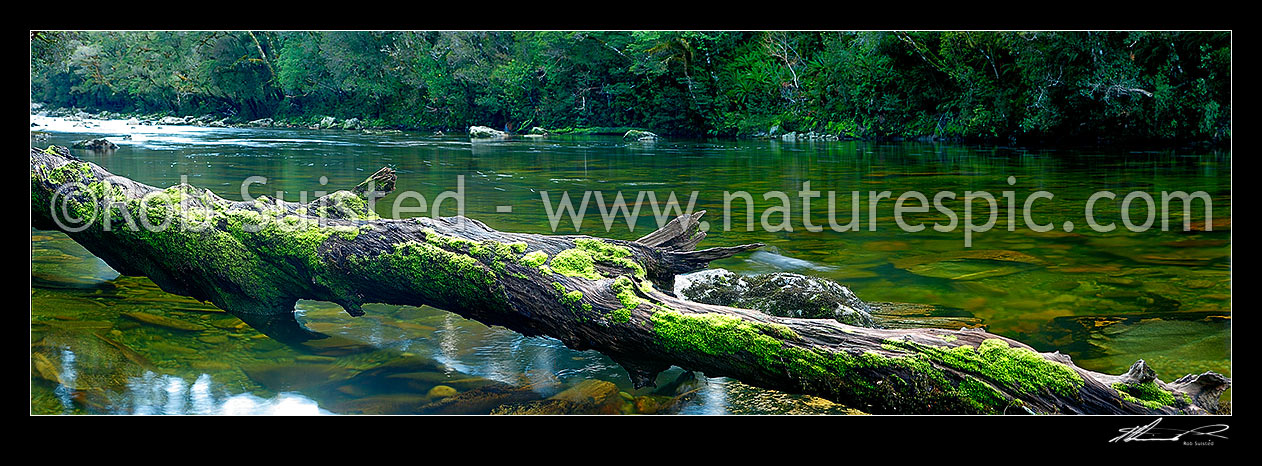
[{"left": 676, "top": 269, "right": 877, "bottom": 327}]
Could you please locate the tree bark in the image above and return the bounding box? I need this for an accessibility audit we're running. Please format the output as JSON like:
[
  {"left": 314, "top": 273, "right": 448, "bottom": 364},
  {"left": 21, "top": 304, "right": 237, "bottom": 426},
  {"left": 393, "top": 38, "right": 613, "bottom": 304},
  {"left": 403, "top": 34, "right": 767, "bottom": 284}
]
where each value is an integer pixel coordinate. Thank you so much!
[{"left": 30, "top": 147, "right": 1230, "bottom": 414}]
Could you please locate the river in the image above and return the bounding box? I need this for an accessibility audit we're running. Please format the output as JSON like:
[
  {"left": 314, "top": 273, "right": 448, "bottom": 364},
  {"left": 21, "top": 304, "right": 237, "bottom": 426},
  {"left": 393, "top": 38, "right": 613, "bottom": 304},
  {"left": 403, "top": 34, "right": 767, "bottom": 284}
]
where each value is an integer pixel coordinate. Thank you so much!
[{"left": 30, "top": 114, "right": 1231, "bottom": 414}]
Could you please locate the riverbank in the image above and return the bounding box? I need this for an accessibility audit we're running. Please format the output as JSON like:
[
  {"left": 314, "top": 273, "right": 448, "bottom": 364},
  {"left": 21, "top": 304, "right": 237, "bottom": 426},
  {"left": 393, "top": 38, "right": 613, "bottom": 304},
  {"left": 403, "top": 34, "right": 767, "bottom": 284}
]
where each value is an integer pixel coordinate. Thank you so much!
[{"left": 30, "top": 102, "right": 1232, "bottom": 152}]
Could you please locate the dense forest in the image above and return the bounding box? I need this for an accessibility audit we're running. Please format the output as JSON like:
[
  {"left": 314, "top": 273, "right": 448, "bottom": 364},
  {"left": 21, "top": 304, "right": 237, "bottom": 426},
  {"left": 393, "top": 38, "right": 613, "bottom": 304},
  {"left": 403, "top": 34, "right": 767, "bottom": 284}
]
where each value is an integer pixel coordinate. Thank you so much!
[{"left": 30, "top": 31, "right": 1230, "bottom": 144}]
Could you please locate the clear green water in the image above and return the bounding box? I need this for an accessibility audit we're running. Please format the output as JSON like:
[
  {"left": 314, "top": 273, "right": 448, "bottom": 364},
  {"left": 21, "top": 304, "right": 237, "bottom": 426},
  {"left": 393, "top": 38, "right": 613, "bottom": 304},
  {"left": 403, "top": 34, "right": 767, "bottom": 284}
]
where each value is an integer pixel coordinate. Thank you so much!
[{"left": 30, "top": 116, "right": 1230, "bottom": 414}]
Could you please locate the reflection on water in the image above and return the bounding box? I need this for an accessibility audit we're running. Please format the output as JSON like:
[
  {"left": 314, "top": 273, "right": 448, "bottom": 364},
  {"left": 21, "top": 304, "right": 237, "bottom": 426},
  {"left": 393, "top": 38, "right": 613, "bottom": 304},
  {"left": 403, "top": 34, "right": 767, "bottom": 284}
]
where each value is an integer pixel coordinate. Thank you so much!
[
  {"left": 121, "top": 373, "right": 329, "bottom": 415},
  {"left": 31, "top": 115, "right": 1230, "bottom": 414}
]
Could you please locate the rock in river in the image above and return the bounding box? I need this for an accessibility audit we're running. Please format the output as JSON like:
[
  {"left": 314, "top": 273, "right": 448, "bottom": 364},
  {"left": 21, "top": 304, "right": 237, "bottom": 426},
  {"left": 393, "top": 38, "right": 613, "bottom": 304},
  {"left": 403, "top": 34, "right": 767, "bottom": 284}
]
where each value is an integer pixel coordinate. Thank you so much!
[
  {"left": 71, "top": 138, "right": 118, "bottom": 151},
  {"left": 676, "top": 269, "right": 877, "bottom": 327},
  {"left": 469, "top": 125, "right": 507, "bottom": 138},
  {"left": 623, "top": 129, "right": 659, "bottom": 141}
]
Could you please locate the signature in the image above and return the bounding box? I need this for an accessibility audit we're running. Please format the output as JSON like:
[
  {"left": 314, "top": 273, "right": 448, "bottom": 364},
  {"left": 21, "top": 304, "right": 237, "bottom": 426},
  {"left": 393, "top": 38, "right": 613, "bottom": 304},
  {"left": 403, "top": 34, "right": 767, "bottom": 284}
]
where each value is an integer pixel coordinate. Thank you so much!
[{"left": 1110, "top": 418, "right": 1229, "bottom": 443}]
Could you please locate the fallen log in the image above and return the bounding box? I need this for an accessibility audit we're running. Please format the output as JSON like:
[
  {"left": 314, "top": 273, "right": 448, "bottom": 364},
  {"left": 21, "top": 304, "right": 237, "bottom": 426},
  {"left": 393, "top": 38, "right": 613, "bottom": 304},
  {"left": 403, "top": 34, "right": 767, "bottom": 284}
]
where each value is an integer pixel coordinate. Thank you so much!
[{"left": 30, "top": 146, "right": 1230, "bottom": 414}]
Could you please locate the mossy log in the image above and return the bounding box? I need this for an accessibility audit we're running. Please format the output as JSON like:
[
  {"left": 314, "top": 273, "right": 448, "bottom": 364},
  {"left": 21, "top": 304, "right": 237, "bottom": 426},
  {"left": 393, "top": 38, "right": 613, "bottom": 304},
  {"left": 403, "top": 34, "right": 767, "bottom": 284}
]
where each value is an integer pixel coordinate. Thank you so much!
[{"left": 30, "top": 147, "right": 1230, "bottom": 414}]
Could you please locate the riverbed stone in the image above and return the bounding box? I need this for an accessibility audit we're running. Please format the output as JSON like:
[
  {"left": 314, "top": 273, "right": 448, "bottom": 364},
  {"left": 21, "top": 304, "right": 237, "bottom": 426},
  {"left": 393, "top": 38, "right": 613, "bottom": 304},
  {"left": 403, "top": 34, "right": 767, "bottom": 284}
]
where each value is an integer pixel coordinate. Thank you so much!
[{"left": 427, "top": 385, "right": 458, "bottom": 400}]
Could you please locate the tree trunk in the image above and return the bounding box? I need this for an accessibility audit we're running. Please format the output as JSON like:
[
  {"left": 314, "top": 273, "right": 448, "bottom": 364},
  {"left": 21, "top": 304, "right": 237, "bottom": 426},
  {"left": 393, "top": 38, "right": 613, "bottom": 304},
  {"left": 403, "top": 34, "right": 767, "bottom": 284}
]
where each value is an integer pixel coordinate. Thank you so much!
[{"left": 30, "top": 146, "right": 1230, "bottom": 414}]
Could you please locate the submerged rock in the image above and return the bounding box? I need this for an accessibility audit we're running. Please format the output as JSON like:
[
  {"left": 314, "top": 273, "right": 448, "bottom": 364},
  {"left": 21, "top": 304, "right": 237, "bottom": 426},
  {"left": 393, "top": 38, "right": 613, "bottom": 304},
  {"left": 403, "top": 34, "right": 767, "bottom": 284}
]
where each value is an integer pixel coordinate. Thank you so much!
[
  {"left": 426, "top": 385, "right": 458, "bottom": 400},
  {"left": 121, "top": 311, "right": 205, "bottom": 332},
  {"left": 416, "top": 383, "right": 545, "bottom": 414},
  {"left": 469, "top": 125, "right": 507, "bottom": 138},
  {"left": 1023, "top": 311, "right": 1229, "bottom": 387},
  {"left": 243, "top": 362, "right": 354, "bottom": 392},
  {"left": 71, "top": 138, "right": 118, "bottom": 152},
  {"left": 891, "top": 249, "right": 1045, "bottom": 281},
  {"left": 676, "top": 269, "right": 877, "bottom": 327},
  {"left": 32, "top": 329, "right": 151, "bottom": 410},
  {"left": 865, "top": 302, "right": 985, "bottom": 330},
  {"left": 332, "top": 393, "right": 433, "bottom": 415},
  {"left": 490, "top": 399, "right": 591, "bottom": 415},
  {"left": 550, "top": 379, "right": 619, "bottom": 405},
  {"left": 493, "top": 379, "right": 629, "bottom": 415}
]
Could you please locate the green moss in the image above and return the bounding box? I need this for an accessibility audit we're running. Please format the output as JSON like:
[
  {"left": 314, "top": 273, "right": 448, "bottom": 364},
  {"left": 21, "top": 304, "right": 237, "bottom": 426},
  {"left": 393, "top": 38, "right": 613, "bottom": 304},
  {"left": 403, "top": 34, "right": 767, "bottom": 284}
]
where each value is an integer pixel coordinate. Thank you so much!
[
  {"left": 85, "top": 180, "right": 128, "bottom": 204},
  {"left": 609, "top": 276, "right": 642, "bottom": 323},
  {"left": 550, "top": 248, "right": 601, "bottom": 280},
  {"left": 314, "top": 190, "right": 379, "bottom": 220},
  {"left": 550, "top": 281, "right": 588, "bottom": 318},
  {"left": 574, "top": 238, "right": 646, "bottom": 278},
  {"left": 651, "top": 309, "right": 798, "bottom": 367},
  {"left": 941, "top": 334, "right": 958, "bottom": 343},
  {"left": 648, "top": 313, "right": 1068, "bottom": 412},
  {"left": 224, "top": 210, "right": 359, "bottom": 272},
  {"left": 956, "top": 376, "right": 1009, "bottom": 412},
  {"left": 509, "top": 242, "right": 528, "bottom": 254},
  {"left": 1112, "top": 381, "right": 1178, "bottom": 410},
  {"left": 29, "top": 170, "right": 413, "bottom": 317},
  {"left": 88, "top": 197, "right": 353, "bottom": 312},
  {"left": 885, "top": 338, "right": 1084, "bottom": 398},
  {"left": 488, "top": 241, "right": 520, "bottom": 271},
  {"left": 45, "top": 161, "right": 93, "bottom": 185},
  {"left": 519, "top": 250, "right": 549, "bottom": 270},
  {"left": 423, "top": 228, "right": 487, "bottom": 255},
  {"left": 650, "top": 311, "right": 955, "bottom": 404},
  {"left": 548, "top": 238, "right": 648, "bottom": 281},
  {"left": 345, "top": 239, "right": 504, "bottom": 312}
]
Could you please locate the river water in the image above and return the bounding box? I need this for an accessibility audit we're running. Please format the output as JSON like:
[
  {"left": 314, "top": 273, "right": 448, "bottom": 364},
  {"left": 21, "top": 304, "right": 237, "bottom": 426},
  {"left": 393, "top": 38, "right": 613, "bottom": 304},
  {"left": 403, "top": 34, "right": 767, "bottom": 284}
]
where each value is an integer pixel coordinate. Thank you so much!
[{"left": 30, "top": 115, "right": 1231, "bottom": 414}]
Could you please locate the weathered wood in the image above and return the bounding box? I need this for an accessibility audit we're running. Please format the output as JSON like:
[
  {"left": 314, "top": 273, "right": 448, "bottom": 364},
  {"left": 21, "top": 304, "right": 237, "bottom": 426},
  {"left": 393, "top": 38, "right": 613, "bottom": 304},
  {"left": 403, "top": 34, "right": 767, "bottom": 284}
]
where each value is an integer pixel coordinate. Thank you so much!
[{"left": 29, "top": 146, "right": 1230, "bottom": 414}]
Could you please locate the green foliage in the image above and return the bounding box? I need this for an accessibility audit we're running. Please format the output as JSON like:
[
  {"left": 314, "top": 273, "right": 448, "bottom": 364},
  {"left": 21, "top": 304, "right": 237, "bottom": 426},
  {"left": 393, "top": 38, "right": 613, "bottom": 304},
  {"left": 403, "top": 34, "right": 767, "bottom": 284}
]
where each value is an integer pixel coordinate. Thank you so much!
[{"left": 31, "top": 31, "right": 1230, "bottom": 143}]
